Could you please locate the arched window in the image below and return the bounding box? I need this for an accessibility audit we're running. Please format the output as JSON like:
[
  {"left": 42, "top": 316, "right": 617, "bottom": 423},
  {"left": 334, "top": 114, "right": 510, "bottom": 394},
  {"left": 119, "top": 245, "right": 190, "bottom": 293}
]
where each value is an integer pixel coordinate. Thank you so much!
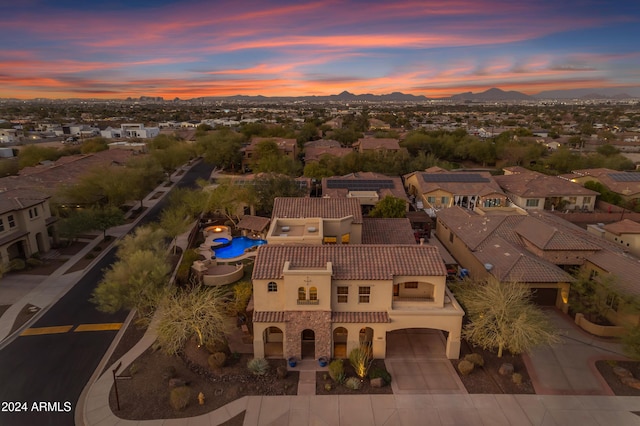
[
  {"left": 298, "top": 287, "right": 306, "bottom": 300},
  {"left": 309, "top": 287, "right": 318, "bottom": 301},
  {"left": 267, "top": 282, "right": 277, "bottom": 292}
]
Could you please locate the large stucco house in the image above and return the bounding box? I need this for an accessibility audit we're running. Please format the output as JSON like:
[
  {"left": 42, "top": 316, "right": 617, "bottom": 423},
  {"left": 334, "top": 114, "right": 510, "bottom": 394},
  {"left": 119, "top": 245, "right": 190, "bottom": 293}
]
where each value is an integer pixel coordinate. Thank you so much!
[{"left": 251, "top": 197, "right": 464, "bottom": 361}]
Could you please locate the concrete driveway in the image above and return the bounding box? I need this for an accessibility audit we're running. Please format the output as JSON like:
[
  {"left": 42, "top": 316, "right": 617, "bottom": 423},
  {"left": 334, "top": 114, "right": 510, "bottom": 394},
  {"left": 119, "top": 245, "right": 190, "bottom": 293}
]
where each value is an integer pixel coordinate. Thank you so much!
[{"left": 384, "top": 329, "right": 467, "bottom": 394}]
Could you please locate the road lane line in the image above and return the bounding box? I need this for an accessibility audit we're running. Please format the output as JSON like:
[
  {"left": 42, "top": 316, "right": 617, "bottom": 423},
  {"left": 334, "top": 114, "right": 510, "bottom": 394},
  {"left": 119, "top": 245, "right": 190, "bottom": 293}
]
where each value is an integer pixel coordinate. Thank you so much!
[
  {"left": 20, "top": 325, "right": 74, "bottom": 336},
  {"left": 74, "top": 323, "right": 123, "bottom": 332}
]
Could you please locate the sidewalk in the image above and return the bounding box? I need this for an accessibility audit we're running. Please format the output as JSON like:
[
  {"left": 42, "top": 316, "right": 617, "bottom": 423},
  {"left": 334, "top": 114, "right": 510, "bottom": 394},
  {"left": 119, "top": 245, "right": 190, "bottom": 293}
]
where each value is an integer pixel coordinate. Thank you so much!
[{"left": 0, "top": 160, "right": 198, "bottom": 348}]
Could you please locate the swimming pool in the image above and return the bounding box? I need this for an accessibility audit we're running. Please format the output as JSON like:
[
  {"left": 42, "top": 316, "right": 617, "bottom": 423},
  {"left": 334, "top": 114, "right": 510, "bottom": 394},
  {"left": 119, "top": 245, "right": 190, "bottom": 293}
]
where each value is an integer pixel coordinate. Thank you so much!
[{"left": 213, "top": 236, "right": 267, "bottom": 259}]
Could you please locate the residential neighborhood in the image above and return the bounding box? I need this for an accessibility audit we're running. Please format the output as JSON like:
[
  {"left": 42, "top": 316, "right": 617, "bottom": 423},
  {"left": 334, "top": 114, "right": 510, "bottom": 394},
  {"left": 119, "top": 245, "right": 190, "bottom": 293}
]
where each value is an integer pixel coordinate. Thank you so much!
[{"left": 1, "top": 97, "right": 640, "bottom": 425}]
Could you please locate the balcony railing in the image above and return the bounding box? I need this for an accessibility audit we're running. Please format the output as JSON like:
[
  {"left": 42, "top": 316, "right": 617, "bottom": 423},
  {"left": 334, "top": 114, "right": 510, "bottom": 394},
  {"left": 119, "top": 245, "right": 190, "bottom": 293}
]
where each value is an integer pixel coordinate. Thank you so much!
[
  {"left": 297, "top": 299, "right": 320, "bottom": 305},
  {"left": 393, "top": 296, "right": 434, "bottom": 302}
]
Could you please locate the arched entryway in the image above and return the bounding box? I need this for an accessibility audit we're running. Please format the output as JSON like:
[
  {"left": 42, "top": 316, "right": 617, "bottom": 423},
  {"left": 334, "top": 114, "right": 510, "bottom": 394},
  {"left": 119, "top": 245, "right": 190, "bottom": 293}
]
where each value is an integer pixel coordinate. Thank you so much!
[
  {"left": 263, "top": 326, "right": 283, "bottom": 358},
  {"left": 333, "top": 327, "right": 348, "bottom": 358},
  {"left": 359, "top": 327, "right": 373, "bottom": 347},
  {"left": 301, "top": 329, "right": 315, "bottom": 359}
]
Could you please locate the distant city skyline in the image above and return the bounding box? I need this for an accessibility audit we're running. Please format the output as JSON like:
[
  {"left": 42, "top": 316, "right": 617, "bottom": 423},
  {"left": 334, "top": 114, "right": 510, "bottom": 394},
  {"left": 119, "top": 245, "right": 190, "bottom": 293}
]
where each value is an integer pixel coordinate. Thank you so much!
[{"left": 2, "top": 0, "right": 640, "bottom": 100}]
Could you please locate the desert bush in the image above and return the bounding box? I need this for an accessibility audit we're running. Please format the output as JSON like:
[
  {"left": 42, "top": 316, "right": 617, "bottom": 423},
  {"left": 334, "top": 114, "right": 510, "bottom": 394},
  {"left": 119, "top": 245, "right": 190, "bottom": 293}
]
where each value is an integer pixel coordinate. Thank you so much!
[
  {"left": 324, "top": 383, "right": 332, "bottom": 391},
  {"left": 369, "top": 367, "right": 392, "bottom": 385},
  {"left": 9, "top": 259, "right": 26, "bottom": 271},
  {"left": 26, "top": 257, "right": 43, "bottom": 268},
  {"left": 205, "top": 338, "right": 229, "bottom": 354},
  {"left": 328, "top": 359, "right": 346, "bottom": 384},
  {"left": 457, "top": 360, "right": 475, "bottom": 376},
  {"left": 208, "top": 352, "right": 226, "bottom": 369},
  {"left": 349, "top": 344, "right": 373, "bottom": 379},
  {"left": 247, "top": 358, "right": 270, "bottom": 376},
  {"left": 169, "top": 386, "right": 191, "bottom": 410},
  {"left": 344, "top": 377, "right": 363, "bottom": 390},
  {"left": 512, "top": 373, "right": 523, "bottom": 385},
  {"left": 84, "top": 253, "right": 95, "bottom": 259},
  {"left": 464, "top": 353, "right": 485, "bottom": 367}
]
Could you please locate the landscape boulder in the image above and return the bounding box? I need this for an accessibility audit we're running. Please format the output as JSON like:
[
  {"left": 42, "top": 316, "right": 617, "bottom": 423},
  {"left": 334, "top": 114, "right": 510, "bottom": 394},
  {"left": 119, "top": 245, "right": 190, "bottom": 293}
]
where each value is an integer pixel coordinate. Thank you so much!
[
  {"left": 498, "top": 363, "right": 514, "bottom": 376},
  {"left": 370, "top": 377, "right": 384, "bottom": 388},
  {"left": 612, "top": 366, "right": 633, "bottom": 378},
  {"left": 621, "top": 376, "right": 640, "bottom": 390}
]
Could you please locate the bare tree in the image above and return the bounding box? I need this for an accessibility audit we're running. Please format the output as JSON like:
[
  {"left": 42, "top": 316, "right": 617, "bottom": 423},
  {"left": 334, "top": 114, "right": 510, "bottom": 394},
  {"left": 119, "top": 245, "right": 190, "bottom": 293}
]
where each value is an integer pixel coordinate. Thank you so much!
[{"left": 454, "top": 277, "right": 559, "bottom": 357}]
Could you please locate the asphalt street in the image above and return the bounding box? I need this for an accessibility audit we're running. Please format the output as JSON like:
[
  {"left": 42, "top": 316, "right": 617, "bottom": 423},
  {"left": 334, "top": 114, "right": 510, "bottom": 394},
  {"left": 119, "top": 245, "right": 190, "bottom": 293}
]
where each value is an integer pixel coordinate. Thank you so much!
[{"left": 0, "top": 160, "right": 214, "bottom": 426}]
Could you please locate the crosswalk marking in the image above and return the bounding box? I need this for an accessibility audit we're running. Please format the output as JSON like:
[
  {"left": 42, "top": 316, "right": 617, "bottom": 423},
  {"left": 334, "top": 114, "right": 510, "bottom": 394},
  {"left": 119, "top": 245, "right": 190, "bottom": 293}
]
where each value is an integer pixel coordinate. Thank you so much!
[
  {"left": 21, "top": 325, "right": 74, "bottom": 336},
  {"left": 74, "top": 323, "right": 123, "bottom": 332},
  {"left": 20, "top": 323, "right": 123, "bottom": 336}
]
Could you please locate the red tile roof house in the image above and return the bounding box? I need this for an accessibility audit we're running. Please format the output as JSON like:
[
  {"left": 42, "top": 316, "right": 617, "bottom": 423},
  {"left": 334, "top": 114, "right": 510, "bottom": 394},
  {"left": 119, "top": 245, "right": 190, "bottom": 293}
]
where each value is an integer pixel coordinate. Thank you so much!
[
  {"left": 251, "top": 197, "right": 464, "bottom": 361},
  {"left": 435, "top": 206, "right": 640, "bottom": 328},
  {"left": 321, "top": 172, "right": 410, "bottom": 212},
  {"left": 352, "top": 137, "right": 404, "bottom": 154},
  {"left": 567, "top": 168, "right": 640, "bottom": 206},
  {"left": 240, "top": 137, "right": 298, "bottom": 170},
  {"left": 403, "top": 167, "right": 508, "bottom": 214},
  {"left": 0, "top": 189, "right": 57, "bottom": 266},
  {"left": 494, "top": 167, "right": 599, "bottom": 212}
]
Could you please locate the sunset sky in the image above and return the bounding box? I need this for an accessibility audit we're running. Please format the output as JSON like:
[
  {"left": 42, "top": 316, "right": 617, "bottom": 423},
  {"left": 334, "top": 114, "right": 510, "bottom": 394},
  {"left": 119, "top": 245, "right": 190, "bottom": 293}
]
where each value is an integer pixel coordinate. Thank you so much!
[{"left": 2, "top": 0, "right": 639, "bottom": 99}]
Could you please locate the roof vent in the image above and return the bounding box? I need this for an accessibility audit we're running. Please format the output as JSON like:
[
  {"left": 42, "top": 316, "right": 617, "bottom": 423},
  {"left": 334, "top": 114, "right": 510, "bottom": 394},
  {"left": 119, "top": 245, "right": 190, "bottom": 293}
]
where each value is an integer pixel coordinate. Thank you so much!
[
  {"left": 307, "top": 226, "right": 317, "bottom": 233},
  {"left": 484, "top": 263, "right": 494, "bottom": 271}
]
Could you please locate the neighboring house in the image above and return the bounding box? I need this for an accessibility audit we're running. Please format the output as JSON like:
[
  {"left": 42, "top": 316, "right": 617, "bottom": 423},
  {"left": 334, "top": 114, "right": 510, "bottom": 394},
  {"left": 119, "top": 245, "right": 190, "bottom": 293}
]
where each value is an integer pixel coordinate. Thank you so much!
[
  {"left": 303, "top": 140, "right": 353, "bottom": 164},
  {"left": 567, "top": 168, "right": 640, "bottom": 206},
  {"left": 495, "top": 167, "right": 598, "bottom": 211},
  {"left": 368, "top": 118, "right": 391, "bottom": 131},
  {"left": 107, "top": 141, "right": 147, "bottom": 153},
  {"left": 435, "top": 207, "right": 582, "bottom": 311},
  {"left": 404, "top": 167, "right": 507, "bottom": 214},
  {"left": 241, "top": 137, "right": 298, "bottom": 170},
  {"left": 0, "top": 129, "right": 18, "bottom": 144},
  {"left": 321, "top": 172, "right": 409, "bottom": 211},
  {"left": 0, "top": 189, "right": 56, "bottom": 265},
  {"left": 100, "top": 124, "right": 160, "bottom": 139},
  {"left": 251, "top": 244, "right": 464, "bottom": 360},
  {"left": 588, "top": 219, "right": 640, "bottom": 258},
  {"left": 352, "top": 137, "right": 403, "bottom": 154}
]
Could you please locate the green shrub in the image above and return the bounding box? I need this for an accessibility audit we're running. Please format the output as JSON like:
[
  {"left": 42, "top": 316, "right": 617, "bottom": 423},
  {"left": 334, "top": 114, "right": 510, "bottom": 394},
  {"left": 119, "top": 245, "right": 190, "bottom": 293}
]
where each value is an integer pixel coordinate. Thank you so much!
[
  {"left": 344, "top": 377, "right": 362, "bottom": 390},
  {"left": 162, "top": 365, "right": 177, "bottom": 380},
  {"left": 457, "top": 360, "right": 475, "bottom": 376},
  {"left": 324, "top": 383, "right": 332, "bottom": 391},
  {"left": 26, "top": 258, "right": 43, "bottom": 268},
  {"left": 205, "top": 338, "right": 229, "bottom": 354},
  {"left": 512, "top": 373, "right": 523, "bottom": 385},
  {"left": 368, "top": 367, "right": 392, "bottom": 385},
  {"left": 247, "top": 358, "right": 269, "bottom": 376},
  {"left": 169, "top": 386, "right": 191, "bottom": 410},
  {"left": 176, "top": 249, "right": 200, "bottom": 284},
  {"left": 30, "top": 252, "right": 41, "bottom": 259},
  {"left": 9, "top": 259, "right": 26, "bottom": 271},
  {"left": 208, "top": 352, "right": 226, "bottom": 369},
  {"left": 328, "top": 359, "right": 345, "bottom": 384},
  {"left": 464, "top": 353, "right": 485, "bottom": 367}
]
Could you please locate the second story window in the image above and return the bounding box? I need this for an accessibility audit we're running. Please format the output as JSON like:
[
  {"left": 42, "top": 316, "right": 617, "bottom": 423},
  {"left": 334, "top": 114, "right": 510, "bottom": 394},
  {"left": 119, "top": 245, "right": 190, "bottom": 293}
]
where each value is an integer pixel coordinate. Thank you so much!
[
  {"left": 0, "top": 218, "right": 4, "bottom": 232},
  {"left": 358, "top": 286, "right": 370, "bottom": 303},
  {"left": 337, "top": 286, "right": 348, "bottom": 303},
  {"left": 7, "top": 215, "right": 15, "bottom": 228},
  {"left": 298, "top": 287, "right": 306, "bottom": 301},
  {"left": 309, "top": 287, "right": 317, "bottom": 301},
  {"left": 267, "top": 282, "right": 278, "bottom": 292}
]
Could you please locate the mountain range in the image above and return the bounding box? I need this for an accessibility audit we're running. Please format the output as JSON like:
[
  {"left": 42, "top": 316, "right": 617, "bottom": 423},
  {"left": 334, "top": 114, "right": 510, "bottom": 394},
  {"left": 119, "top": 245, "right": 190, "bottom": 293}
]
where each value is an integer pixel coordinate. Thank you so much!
[{"left": 190, "top": 87, "right": 640, "bottom": 103}]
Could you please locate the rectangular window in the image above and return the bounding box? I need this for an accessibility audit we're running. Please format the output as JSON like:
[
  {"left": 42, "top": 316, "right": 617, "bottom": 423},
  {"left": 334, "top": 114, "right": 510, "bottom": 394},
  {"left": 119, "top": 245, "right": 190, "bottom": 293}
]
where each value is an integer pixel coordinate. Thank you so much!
[
  {"left": 441, "top": 196, "right": 449, "bottom": 205},
  {"left": 525, "top": 199, "right": 539, "bottom": 207},
  {"left": 427, "top": 196, "right": 436, "bottom": 204},
  {"left": 7, "top": 215, "right": 15, "bottom": 228},
  {"left": 337, "top": 286, "right": 348, "bottom": 303},
  {"left": 583, "top": 197, "right": 591, "bottom": 205},
  {"left": 0, "top": 218, "right": 4, "bottom": 232},
  {"left": 404, "top": 282, "right": 418, "bottom": 289},
  {"left": 569, "top": 197, "right": 577, "bottom": 205},
  {"left": 358, "top": 286, "right": 370, "bottom": 303}
]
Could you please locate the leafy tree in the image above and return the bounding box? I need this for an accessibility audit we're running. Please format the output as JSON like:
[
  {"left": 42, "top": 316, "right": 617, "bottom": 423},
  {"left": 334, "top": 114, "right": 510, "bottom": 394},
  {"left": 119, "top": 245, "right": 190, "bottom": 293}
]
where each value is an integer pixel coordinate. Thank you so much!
[
  {"left": 91, "top": 226, "right": 170, "bottom": 321},
  {"left": 155, "top": 285, "right": 229, "bottom": 355},
  {"left": 453, "top": 277, "right": 559, "bottom": 357},
  {"left": 80, "top": 137, "right": 109, "bottom": 153},
  {"left": 368, "top": 195, "right": 406, "bottom": 218},
  {"left": 569, "top": 270, "right": 638, "bottom": 324},
  {"left": 18, "top": 145, "right": 60, "bottom": 169},
  {"left": 56, "top": 209, "right": 95, "bottom": 243},
  {"left": 196, "top": 129, "right": 244, "bottom": 171},
  {"left": 622, "top": 325, "right": 640, "bottom": 360},
  {"left": 596, "top": 143, "right": 620, "bottom": 157},
  {"left": 203, "top": 179, "right": 250, "bottom": 226},
  {"left": 125, "top": 156, "right": 165, "bottom": 208},
  {"left": 159, "top": 205, "right": 193, "bottom": 254},
  {"left": 226, "top": 280, "right": 253, "bottom": 317},
  {"left": 250, "top": 174, "right": 306, "bottom": 215},
  {"left": 88, "top": 205, "right": 126, "bottom": 239}
]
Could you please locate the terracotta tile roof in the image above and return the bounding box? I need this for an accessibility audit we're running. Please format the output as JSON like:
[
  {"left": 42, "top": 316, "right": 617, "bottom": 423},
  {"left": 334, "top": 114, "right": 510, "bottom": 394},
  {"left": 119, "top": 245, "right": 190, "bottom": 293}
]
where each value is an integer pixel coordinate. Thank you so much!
[
  {"left": 272, "top": 197, "right": 363, "bottom": 223},
  {"left": 436, "top": 207, "right": 509, "bottom": 250},
  {"left": 362, "top": 218, "right": 416, "bottom": 244},
  {"left": 304, "top": 139, "right": 342, "bottom": 148},
  {"left": 475, "top": 237, "right": 574, "bottom": 283},
  {"left": 0, "top": 189, "right": 50, "bottom": 215},
  {"left": 571, "top": 168, "right": 640, "bottom": 197},
  {"left": 404, "top": 170, "right": 506, "bottom": 200},
  {"left": 494, "top": 169, "right": 598, "bottom": 198},
  {"left": 304, "top": 146, "right": 353, "bottom": 162},
  {"left": 602, "top": 219, "right": 640, "bottom": 235},
  {"left": 252, "top": 244, "right": 446, "bottom": 280},
  {"left": 355, "top": 138, "right": 401, "bottom": 151},
  {"left": 253, "top": 311, "right": 285, "bottom": 323},
  {"left": 332, "top": 311, "right": 391, "bottom": 323},
  {"left": 586, "top": 250, "right": 640, "bottom": 296},
  {"left": 236, "top": 215, "right": 271, "bottom": 232},
  {"left": 513, "top": 217, "right": 601, "bottom": 251}
]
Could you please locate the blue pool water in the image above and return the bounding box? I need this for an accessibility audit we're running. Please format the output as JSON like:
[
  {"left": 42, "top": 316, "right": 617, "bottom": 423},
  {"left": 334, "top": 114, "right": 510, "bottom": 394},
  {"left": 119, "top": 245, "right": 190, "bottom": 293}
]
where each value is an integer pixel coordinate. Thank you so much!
[{"left": 213, "top": 236, "right": 267, "bottom": 259}]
